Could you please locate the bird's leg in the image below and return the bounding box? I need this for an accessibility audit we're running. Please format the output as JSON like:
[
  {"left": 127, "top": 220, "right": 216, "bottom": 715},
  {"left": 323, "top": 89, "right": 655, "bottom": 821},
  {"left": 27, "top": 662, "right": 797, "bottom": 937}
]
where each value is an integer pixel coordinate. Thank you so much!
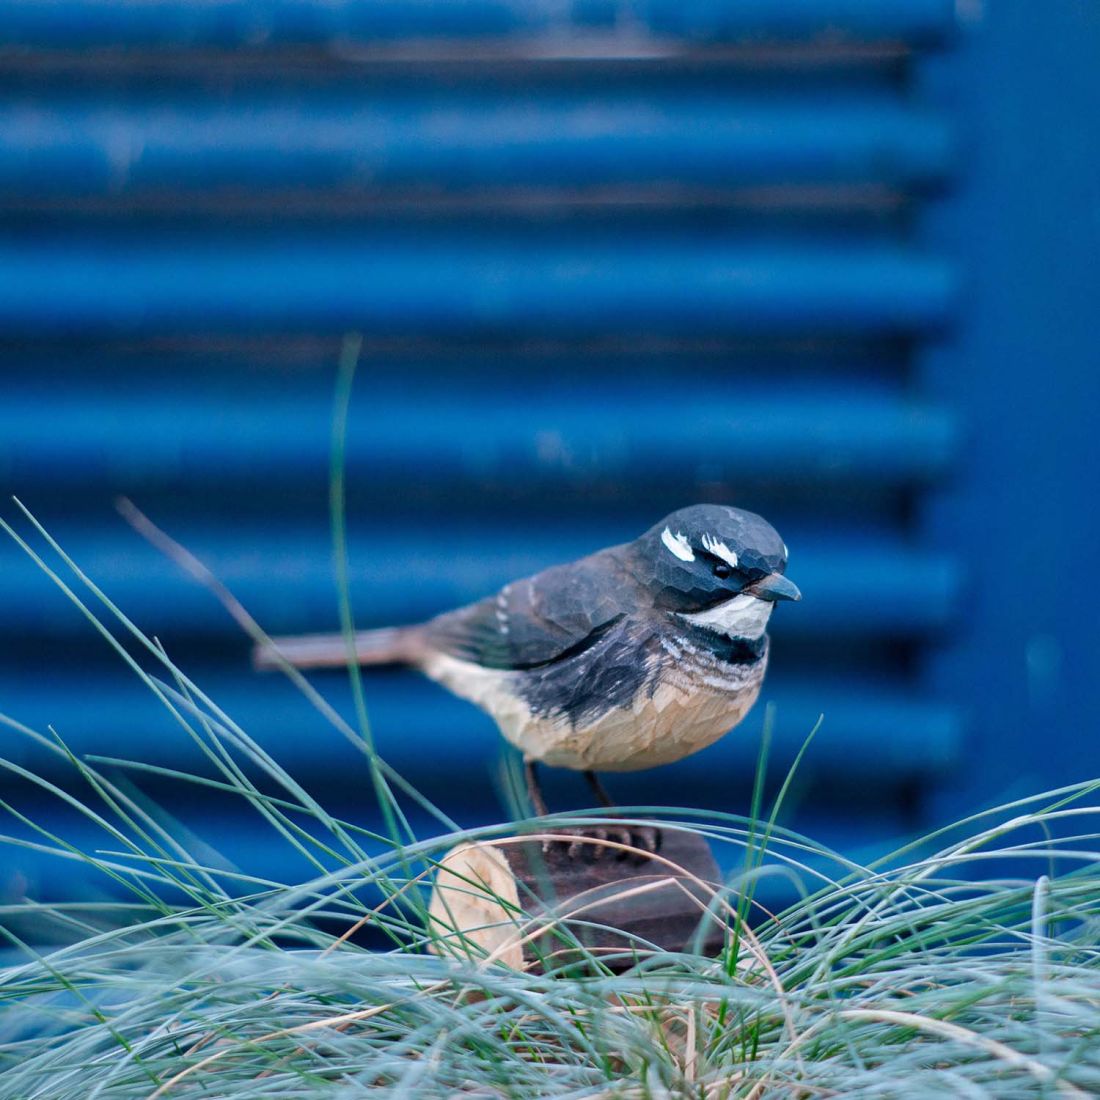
[
  {"left": 584, "top": 770, "right": 616, "bottom": 808},
  {"left": 527, "top": 758, "right": 591, "bottom": 857},
  {"left": 524, "top": 758, "right": 549, "bottom": 818},
  {"left": 528, "top": 762, "right": 660, "bottom": 862}
]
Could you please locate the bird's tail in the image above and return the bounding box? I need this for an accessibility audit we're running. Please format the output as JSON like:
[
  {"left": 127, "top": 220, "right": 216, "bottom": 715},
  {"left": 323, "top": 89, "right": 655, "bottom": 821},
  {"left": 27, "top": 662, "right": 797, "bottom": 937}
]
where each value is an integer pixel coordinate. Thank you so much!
[{"left": 253, "top": 626, "right": 422, "bottom": 671}]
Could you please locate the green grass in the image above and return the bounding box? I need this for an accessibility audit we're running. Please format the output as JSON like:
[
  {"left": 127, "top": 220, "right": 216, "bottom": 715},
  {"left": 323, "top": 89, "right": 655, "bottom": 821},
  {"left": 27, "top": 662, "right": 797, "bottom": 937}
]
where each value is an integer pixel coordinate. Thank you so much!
[{"left": 0, "top": 506, "right": 1099, "bottom": 1098}]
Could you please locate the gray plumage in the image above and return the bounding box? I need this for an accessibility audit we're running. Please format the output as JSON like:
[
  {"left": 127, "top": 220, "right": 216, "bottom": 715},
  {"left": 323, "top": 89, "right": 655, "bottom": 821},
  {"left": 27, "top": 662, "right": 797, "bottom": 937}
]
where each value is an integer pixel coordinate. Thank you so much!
[{"left": 256, "top": 504, "right": 799, "bottom": 776}]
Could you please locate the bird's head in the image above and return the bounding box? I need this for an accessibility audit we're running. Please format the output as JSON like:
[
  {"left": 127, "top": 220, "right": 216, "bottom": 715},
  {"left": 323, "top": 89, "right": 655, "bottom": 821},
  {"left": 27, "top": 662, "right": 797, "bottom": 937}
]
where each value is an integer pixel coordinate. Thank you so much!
[{"left": 632, "top": 503, "right": 800, "bottom": 642}]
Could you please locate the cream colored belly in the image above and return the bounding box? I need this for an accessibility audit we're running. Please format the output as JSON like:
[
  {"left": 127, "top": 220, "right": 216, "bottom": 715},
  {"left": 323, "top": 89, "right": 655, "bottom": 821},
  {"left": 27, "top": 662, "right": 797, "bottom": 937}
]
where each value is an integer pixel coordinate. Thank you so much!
[
  {"left": 520, "top": 675, "right": 763, "bottom": 771},
  {"left": 422, "top": 651, "right": 764, "bottom": 772}
]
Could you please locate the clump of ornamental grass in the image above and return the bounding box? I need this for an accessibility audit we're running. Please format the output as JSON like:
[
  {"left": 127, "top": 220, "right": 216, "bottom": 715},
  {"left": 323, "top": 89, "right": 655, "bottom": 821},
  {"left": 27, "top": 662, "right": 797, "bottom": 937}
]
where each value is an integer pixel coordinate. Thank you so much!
[{"left": 1, "top": 505, "right": 1099, "bottom": 1099}]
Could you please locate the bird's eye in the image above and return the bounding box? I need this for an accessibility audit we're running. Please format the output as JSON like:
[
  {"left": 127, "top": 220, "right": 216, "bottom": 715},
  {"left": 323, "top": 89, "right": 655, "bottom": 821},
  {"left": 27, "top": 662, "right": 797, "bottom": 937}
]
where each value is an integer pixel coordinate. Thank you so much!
[{"left": 712, "top": 562, "right": 732, "bottom": 580}]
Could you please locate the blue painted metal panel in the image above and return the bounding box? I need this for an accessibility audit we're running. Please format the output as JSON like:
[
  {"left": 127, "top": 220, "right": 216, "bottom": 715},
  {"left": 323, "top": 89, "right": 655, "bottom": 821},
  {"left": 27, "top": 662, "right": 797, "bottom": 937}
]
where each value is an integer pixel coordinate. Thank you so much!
[
  {"left": 22, "top": 0, "right": 1095, "bottom": 921},
  {"left": 0, "top": 1, "right": 956, "bottom": 48},
  {"left": 0, "top": 97, "right": 953, "bottom": 194},
  {"left": 0, "top": 233, "right": 957, "bottom": 335}
]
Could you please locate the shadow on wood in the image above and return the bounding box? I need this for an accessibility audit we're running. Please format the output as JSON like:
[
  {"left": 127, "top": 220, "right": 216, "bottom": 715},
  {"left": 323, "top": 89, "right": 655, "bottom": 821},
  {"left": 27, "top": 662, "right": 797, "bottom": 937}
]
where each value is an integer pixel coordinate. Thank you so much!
[{"left": 428, "top": 826, "right": 727, "bottom": 973}]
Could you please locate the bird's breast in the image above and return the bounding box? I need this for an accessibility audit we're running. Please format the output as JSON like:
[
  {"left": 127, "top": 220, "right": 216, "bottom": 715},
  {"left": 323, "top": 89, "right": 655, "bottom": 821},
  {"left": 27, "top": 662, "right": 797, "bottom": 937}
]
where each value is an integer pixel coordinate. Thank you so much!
[
  {"left": 424, "top": 628, "right": 768, "bottom": 772},
  {"left": 531, "top": 633, "right": 767, "bottom": 771},
  {"left": 532, "top": 664, "right": 765, "bottom": 771}
]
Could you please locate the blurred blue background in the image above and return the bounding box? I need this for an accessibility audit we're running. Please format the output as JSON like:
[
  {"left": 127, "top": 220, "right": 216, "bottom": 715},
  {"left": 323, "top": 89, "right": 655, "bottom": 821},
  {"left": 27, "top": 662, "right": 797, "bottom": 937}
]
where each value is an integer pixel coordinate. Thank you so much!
[{"left": 0, "top": 1, "right": 1097, "bottom": 906}]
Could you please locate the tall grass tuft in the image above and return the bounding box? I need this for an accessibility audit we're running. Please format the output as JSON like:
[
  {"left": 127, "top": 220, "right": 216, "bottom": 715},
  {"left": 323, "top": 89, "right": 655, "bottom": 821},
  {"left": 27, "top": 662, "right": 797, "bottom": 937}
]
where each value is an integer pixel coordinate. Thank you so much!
[{"left": 2, "top": 464, "right": 1100, "bottom": 1097}]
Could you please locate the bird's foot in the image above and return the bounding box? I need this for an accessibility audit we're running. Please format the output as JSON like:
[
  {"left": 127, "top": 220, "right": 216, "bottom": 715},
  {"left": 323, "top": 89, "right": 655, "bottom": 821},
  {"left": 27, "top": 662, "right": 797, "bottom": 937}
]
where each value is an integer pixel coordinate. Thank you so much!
[{"left": 540, "top": 823, "right": 662, "bottom": 863}]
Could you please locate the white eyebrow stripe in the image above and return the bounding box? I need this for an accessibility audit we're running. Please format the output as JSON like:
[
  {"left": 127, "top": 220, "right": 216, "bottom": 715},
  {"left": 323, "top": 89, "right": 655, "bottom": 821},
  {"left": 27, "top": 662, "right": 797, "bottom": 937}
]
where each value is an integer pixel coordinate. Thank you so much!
[
  {"left": 661, "top": 527, "right": 695, "bottom": 562},
  {"left": 701, "top": 533, "right": 738, "bottom": 569}
]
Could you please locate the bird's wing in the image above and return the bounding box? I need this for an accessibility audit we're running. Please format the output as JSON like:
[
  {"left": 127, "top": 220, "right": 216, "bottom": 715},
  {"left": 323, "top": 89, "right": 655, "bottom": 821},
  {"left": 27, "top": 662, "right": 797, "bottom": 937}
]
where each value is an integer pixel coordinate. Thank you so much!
[{"left": 423, "top": 548, "right": 635, "bottom": 671}]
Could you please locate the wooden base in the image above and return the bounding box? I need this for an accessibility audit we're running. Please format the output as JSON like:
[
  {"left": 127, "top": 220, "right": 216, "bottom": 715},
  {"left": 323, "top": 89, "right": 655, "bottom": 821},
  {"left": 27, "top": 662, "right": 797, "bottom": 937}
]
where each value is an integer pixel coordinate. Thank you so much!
[{"left": 427, "top": 826, "right": 726, "bottom": 972}]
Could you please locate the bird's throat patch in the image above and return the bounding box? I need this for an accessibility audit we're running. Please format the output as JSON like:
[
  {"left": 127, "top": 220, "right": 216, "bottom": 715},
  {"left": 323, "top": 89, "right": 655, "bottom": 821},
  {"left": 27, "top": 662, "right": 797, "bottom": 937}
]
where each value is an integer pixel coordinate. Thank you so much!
[{"left": 676, "top": 593, "right": 773, "bottom": 640}]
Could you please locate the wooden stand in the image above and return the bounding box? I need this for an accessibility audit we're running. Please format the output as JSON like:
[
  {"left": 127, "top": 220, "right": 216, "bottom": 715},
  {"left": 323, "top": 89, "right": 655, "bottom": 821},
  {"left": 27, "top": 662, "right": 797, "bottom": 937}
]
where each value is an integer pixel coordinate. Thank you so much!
[{"left": 428, "top": 826, "right": 726, "bottom": 972}]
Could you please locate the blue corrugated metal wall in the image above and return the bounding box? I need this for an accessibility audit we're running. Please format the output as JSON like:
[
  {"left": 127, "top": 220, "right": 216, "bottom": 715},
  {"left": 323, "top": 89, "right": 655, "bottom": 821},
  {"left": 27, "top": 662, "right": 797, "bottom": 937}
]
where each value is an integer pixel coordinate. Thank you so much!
[{"left": 1, "top": 1, "right": 1096, "bottom": 902}]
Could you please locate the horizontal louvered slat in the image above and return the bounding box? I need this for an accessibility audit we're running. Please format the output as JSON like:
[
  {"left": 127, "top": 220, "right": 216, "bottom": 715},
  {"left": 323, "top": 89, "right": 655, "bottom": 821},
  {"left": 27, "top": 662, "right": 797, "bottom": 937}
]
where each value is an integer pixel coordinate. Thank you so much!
[
  {"left": 0, "top": 671, "right": 961, "bottom": 783},
  {"left": 0, "top": 1, "right": 957, "bottom": 49},
  {"left": 0, "top": 524, "right": 962, "bottom": 638},
  {"left": 0, "top": 802, "right": 925, "bottom": 914},
  {"left": 0, "top": 97, "right": 952, "bottom": 194},
  {"left": 2, "top": 380, "right": 958, "bottom": 487},
  {"left": 0, "top": 233, "right": 956, "bottom": 335}
]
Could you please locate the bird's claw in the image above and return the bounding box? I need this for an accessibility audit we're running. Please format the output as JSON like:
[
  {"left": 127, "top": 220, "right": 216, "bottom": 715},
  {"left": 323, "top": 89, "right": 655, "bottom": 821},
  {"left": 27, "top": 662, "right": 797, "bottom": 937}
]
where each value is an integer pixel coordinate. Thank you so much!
[
  {"left": 540, "top": 824, "right": 662, "bottom": 863},
  {"left": 627, "top": 824, "right": 663, "bottom": 858}
]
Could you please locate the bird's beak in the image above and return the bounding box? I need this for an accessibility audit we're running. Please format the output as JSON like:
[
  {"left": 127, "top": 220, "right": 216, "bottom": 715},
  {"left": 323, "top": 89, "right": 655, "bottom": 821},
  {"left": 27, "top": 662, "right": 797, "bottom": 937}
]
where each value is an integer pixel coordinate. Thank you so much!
[{"left": 745, "top": 573, "right": 801, "bottom": 602}]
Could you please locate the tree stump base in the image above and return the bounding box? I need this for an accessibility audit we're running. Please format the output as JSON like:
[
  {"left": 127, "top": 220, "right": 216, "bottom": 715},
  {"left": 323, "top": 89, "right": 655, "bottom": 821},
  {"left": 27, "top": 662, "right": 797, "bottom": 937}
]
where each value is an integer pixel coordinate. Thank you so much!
[{"left": 427, "top": 825, "right": 726, "bottom": 972}]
